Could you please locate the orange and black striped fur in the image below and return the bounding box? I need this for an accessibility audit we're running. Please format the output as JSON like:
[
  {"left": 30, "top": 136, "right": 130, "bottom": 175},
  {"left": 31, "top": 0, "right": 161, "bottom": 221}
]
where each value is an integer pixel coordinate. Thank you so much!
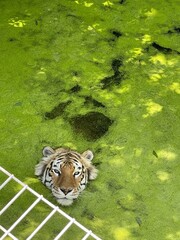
[{"left": 35, "top": 147, "right": 98, "bottom": 206}]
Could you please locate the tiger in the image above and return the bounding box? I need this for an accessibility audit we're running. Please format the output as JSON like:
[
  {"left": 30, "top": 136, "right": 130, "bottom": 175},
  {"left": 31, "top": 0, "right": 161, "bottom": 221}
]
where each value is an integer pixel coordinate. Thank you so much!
[{"left": 35, "top": 146, "right": 98, "bottom": 206}]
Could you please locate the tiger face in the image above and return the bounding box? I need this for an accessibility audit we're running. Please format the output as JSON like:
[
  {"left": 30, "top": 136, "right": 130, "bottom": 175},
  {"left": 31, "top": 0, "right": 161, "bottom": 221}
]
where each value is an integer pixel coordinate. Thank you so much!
[{"left": 35, "top": 146, "right": 98, "bottom": 206}]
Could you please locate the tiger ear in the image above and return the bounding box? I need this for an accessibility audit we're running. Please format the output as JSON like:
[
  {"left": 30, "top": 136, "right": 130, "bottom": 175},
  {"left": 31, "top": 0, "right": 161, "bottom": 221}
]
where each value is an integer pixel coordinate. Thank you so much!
[
  {"left": 43, "top": 146, "right": 55, "bottom": 157},
  {"left": 82, "top": 150, "right": 94, "bottom": 161}
]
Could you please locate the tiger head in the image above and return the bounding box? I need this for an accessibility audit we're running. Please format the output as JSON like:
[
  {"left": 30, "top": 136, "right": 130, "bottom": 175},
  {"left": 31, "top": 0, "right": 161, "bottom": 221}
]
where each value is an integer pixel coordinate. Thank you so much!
[{"left": 35, "top": 146, "right": 98, "bottom": 206}]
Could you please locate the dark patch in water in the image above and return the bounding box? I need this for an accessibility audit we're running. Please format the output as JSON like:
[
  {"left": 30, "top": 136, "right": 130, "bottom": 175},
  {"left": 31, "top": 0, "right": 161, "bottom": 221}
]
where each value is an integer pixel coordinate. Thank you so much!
[
  {"left": 117, "top": 200, "right": 136, "bottom": 212},
  {"left": 36, "top": 57, "right": 52, "bottom": 64},
  {"left": 107, "top": 179, "right": 123, "bottom": 192},
  {"left": 70, "top": 112, "right": 113, "bottom": 141},
  {"left": 66, "top": 14, "right": 81, "bottom": 20},
  {"left": 111, "top": 30, "right": 122, "bottom": 38},
  {"left": 93, "top": 161, "right": 102, "bottom": 167},
  {"left": 101, "top": 58, "right": 124, "bottom": 89},
  {"left": 14, "top": 101, "right": 22, "bottom": 107},
  {"left": 72, "top": 71, "right": 79, "bottom": 76},
  {"left": 70, "top": 85, "right": 81, "bottom": 93},
  {"left": 144, "top": 46, "right": 150, "bottom": 53},
  {"left": 152, "top": 42, "right": 180, "bottom": 54},
  {"left": 21, "top": 218, "right": 29, "bottom": 225},
  {"left": 152, "top": 150, "right": 158, "bottom": 158},
  {"left": 84, "top": 96, "right": 105, "bottom": 108},
  {"left": 81, "top": 208, "right": 94, "bottom": 220},
  {"left": 101, "top": 73, "right": 124, "bottom": 89},
  {"left": 9, "top": 37, "right": 17, "bottom": 42},
  {"left": 44, "top": 101, "right": 71, "bottom": 120},
  {"left": 135, "top": 217, "right": 142, "bottom": 227},
  {"left": 112, "top": 59, "right": 123, "bottom": 74},
  {"left": 88, "top": 184, "right": 99, "bottom": 193},
  {"left": 119, "top": 0, "right": 126, "bottom": 4},
  {"left": 96, "top": 148, "right": 103, "bottom": 153},
  {"left": 167, "top": 27, "right": 180, "bottom": 34},
  {"left": 152, "top": 42, "right": 173, "bottom": 54},
  {"left": 174, "top": 27, "right": 180, "bottom": 33}
]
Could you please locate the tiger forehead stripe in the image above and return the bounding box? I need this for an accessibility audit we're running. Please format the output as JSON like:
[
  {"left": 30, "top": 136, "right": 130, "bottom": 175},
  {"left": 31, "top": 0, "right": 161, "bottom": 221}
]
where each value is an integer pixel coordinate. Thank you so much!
[
  {"left": 57, "top": 152, "right": 67, "bottom": 157},
  {"left": 67, "top": 154, "right": 81, "bottom": 163},
  {"left": 61, "top": 161, "right": 73, "bottom": 167},
  {"left": 69, "top": 152, "right": 81, "bottom": 158},
  {"left": 56, "top": 151, "right": 80, "bottom": 158}
]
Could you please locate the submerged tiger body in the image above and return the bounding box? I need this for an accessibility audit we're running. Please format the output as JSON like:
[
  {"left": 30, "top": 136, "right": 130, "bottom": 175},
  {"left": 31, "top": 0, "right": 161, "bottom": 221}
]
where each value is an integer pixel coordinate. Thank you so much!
[{"left": 35, "top": 146, "right": 98, "bottom": 206}]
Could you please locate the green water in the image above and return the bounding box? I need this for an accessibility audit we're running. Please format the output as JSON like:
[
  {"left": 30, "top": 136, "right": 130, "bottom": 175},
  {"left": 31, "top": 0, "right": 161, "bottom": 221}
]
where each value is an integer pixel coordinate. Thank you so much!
[{"left": 0, "top": 0, "right": 179, "bottom": 239}]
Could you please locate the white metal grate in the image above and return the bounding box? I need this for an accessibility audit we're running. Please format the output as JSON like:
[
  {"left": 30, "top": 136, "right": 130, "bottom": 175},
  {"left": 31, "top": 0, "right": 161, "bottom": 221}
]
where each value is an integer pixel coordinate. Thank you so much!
[{"left": 0, "top": 166, "right": 101, "bottom": 240}]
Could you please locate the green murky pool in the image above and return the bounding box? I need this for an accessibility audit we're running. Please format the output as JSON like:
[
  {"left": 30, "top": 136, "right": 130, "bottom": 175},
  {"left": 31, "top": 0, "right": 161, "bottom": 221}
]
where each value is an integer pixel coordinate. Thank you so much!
[{"left": 0, "top": 0, "right": 179, "bottom": 239}]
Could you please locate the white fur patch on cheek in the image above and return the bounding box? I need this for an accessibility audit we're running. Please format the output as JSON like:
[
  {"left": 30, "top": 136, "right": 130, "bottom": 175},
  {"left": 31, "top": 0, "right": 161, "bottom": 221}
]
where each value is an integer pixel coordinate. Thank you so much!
[
  {"left": 35, "top": 163, "right": 43, "bottom": 176},
  {"left": 89, "top": 168, "right": 98, "bottom": 180}
]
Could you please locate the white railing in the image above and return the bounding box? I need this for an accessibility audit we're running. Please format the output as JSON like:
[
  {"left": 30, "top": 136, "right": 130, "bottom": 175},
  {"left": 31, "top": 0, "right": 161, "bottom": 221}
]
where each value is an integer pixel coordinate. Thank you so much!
[{"left": 0, "top": 166, "right": 101, "bottom": 240}]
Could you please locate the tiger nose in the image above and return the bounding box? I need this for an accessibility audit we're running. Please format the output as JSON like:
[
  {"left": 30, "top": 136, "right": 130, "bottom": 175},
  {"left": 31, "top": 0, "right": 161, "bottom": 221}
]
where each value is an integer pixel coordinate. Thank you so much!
[{"left": 60, "top": 187, "right": 73, "bottom": 195}]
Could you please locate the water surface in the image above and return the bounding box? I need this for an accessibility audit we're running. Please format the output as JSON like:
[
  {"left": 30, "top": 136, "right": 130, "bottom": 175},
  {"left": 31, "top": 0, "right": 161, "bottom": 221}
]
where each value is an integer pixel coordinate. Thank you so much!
[{"left": 0, "top": 1, "right": 179, "bottom": 239}]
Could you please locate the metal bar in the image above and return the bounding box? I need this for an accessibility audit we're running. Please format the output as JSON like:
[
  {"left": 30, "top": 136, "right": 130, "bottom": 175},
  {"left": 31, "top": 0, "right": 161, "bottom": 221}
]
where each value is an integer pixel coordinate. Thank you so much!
[
  {"left": 0, "top": 166, "right": 11, "bottom": 175},
  {"left": 1, "top": 195, "right": 43, "bottom": 239},
  {"left": 0, "top": 174, "right": 14, "bottom": 190},
  {"left": 54, "top": 218, "right": 75, "bottom": 240},
  {"left": 89, "top": 232, "right": 102, "bottom": 240},
  {"left": 82, "top": 231, "right": 102, "bottom": 240},
  {"left": 0, "top": 225, "right": 18, "bottom": 240},
  {"left": 82, "top": 230, "right": 92, "bottom": 240},
  {"left": 27, "top": 207, "right": 58, "bottom": 240},
  {"left": 0, "top": 185, "right": 27, "bottom": 215}
]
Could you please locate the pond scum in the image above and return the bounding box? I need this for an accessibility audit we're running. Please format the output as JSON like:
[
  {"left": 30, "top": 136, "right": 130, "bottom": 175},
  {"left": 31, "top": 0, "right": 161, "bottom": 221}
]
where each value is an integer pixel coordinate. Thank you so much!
[{"left": 0, "top": 0, "right": 179, "bottom": 239}]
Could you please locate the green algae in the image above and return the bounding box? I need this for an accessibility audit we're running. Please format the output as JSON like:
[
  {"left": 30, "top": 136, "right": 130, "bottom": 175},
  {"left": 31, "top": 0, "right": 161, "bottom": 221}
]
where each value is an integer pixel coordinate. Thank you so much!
[
  {"left": 0, "top": 0, "right": 180, "bottom": 239},
  {"left": 70, "top": 112, "right": 113, "bottom": 141}
]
